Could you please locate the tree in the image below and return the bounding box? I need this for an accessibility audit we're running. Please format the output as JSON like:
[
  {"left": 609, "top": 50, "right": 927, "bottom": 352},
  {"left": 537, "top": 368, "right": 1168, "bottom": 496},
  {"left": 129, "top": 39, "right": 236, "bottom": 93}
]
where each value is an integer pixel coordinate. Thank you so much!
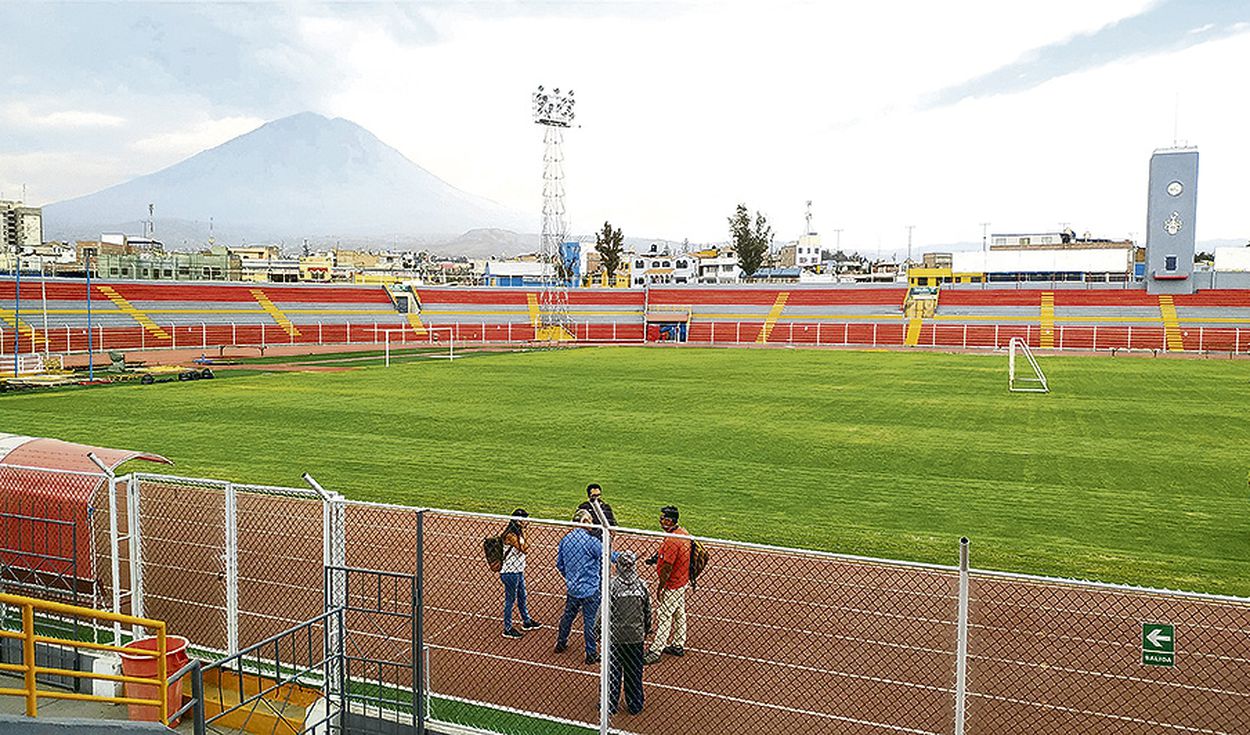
[
  {"left": 728, "top": 203, "right": 772, "bottom": 277},
  {"left": 594, "top": 221, "right": 625, "bottom": 280}
]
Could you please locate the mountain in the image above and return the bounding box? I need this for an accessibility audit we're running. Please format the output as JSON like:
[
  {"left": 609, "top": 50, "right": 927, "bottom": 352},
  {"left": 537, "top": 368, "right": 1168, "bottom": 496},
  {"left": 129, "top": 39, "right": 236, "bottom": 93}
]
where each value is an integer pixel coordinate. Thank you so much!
[{"left": 43, "top": 112, "right": 533, "bottom": 242}]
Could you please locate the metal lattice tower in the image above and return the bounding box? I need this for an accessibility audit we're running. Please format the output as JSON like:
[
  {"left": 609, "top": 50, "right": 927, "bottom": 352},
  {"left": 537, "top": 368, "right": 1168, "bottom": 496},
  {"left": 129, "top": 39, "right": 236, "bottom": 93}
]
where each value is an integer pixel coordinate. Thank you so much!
[{"left": 533, "top": 85, "right": 575, "bottom": 339}]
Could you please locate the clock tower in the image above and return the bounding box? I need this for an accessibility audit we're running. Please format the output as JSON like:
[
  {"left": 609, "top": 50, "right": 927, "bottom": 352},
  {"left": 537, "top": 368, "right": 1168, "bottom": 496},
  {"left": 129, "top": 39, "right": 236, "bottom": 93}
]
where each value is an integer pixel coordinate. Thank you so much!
[{"left": 1145, "top": 147, "right": 1198, "bottom": 295}]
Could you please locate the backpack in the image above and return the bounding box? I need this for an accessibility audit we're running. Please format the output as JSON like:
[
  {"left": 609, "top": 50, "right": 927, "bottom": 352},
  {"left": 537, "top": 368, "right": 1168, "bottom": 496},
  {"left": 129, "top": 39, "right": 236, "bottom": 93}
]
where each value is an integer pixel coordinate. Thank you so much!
[
  {"left": 688, "top": 538, "right": 709, "bottom": 591},
  {"left": 483, "top": 535, "right": 504, "bottom": 572}
]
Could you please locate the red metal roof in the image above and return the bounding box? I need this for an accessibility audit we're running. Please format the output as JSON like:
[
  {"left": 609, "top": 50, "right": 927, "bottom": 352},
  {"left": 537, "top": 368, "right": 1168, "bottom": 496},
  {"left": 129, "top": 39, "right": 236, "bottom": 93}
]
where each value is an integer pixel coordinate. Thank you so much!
[{"left": 0, "top": 434, "right": 171, "bottom": 473}]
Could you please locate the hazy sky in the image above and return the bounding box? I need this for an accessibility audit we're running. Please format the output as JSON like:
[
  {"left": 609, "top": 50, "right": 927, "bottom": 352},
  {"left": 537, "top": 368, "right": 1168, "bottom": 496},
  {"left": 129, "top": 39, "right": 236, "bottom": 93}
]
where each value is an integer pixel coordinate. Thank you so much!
[{"left": 1, "top": 1, "right": 1248, "bottom": 252}]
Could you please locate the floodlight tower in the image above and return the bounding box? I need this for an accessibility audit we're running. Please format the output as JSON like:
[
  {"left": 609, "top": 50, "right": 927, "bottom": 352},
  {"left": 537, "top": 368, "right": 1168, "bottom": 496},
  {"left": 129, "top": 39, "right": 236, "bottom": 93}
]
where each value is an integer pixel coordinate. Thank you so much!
[{"left": 532, "top": 85, "right": 576, "bottom": 339}]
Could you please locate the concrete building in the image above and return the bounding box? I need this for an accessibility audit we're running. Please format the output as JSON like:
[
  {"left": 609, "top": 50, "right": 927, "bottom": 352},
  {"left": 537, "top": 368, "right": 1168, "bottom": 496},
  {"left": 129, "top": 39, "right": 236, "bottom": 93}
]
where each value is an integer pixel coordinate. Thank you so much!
[
  {"left": 0, "top": 201, "right": 43, "bottom": 252},
  {"left": 693, "top": 248, "right": 741, "bottom": 284},
  {"left": 97, "top": 250, "right": 240, "bottom": 281},
  {"left": 1214, "top": 246, "right": 1250, "bottom": 272},
  {"left": 628, "top": 245, "right": 697, "bottom": 286},
  {"left": 1144, "top": 146, "right": 1199, "bottom": 294},
  {"left": 952, "top": 248, "right": 1135, "bottom": 283}
]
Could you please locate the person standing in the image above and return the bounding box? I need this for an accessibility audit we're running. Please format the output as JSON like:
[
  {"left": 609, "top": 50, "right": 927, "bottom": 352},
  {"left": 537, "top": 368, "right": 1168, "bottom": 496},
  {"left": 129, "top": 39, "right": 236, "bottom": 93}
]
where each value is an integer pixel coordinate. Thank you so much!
[
  {"left": 500, "top": 509, "right": 541, "bottom": 639},
  {"left": 643, "top": 506, "right": 690, "bottom": 664},
  {"left": 577, "top": 483, "right": 617, "bottom": 539},
  {"left": 596, "top": 551, "right": 650, "bottom": 715},
  {"left": 555, "top": 509, "right": 615, "bottom": 664}
]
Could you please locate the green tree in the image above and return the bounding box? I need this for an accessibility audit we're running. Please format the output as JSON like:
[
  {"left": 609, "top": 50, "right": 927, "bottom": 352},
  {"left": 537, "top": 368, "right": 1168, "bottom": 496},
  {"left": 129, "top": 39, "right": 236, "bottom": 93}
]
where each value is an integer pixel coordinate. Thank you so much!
[
  {"left": 728, "top": 203, "right": 772, "bottom": 277},
  {"left": 594, "top": 221, "right": 625, "bottom": 280}
]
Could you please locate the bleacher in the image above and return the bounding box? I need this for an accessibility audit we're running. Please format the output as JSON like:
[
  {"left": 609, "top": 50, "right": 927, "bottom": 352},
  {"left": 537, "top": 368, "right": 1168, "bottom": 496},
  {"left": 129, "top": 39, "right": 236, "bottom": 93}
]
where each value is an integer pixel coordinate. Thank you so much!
[
  {"left": 0, "top": 278, "right": 408, "bottom": 353},
  {"left": 2, "top": 278, "right": 1247, "bottom": 354}
]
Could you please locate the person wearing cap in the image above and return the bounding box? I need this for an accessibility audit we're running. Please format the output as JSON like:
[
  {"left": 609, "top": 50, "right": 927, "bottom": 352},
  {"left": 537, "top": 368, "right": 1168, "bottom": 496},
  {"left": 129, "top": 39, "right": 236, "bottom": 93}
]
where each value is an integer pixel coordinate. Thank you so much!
[
  {"left": 595, "top": 551, "right": 651, "bottom": 715},
  {"left": 500, "top": 508, "right": 541, "bottom": 639},
  {"left": 577, "top": 483, "right": 617, "bottom": 540},
  {"left": 643, "top": 505, "right": 690, "bottom": 664}
]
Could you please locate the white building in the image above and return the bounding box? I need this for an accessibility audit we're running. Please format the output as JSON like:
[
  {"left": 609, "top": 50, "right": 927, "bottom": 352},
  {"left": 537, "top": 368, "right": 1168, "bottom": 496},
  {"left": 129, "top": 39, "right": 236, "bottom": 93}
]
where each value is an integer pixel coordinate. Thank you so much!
[
  {"left": 1, "top": 201, "right": 42, "bottom": 250},
  {"left": 628, "top": 245, "right": 697, "bottom": 286},
  {"left": 795, "top": 233, "right": 822, "bottom": 269},
  {"left": 694, "top": 249, "right": 741, "bottom": 284},
  {"left": 1213, "top": 246, "right": 1250, "bottom": 272},
  {"left": 953, "top": 248, "right": 1134, "bottom": 281}
]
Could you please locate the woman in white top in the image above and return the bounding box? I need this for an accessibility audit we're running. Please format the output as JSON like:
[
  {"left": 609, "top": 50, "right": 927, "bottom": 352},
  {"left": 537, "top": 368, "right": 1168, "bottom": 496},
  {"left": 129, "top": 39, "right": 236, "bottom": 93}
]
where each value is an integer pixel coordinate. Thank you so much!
[{"left": 501, "top": 508, "right": 542, "bottom": 638}]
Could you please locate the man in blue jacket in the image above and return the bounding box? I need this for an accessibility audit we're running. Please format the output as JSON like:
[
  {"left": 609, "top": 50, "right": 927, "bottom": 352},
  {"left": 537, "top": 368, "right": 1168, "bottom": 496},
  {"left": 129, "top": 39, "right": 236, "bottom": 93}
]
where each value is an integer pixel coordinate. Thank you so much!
[{"left": 555, "top": 509, "right": 617, "bottom": 664}]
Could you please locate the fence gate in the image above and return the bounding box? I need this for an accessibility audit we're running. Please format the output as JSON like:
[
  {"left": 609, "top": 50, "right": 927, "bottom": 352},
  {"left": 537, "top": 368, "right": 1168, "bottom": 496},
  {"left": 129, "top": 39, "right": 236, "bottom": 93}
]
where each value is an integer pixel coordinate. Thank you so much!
[{"left": 325, "top": 565, "right": 422, "bottom": 735}]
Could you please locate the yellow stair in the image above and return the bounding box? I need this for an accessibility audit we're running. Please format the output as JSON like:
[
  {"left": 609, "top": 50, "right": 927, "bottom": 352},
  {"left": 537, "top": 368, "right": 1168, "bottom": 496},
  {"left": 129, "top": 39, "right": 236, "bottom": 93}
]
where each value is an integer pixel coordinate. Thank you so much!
[
  {"left": 1158, "top": 295, "right": 1185, "bottom": 352},
  {"left": 201, "top": 668, "right": 320, "bottom": 735},
  {"left": 756, "top": 292, "right": 790, "bottom": 343},
  {"left": 96, "top": 285, "right": 171, "bottom": 341},
  {"left": 250, "top": 289, "right": 301, "bottom": 338},
  {"left": 904, "top": 317, "right": 923, "bottom": 346},
  {"left": 0, "top": 311, "right": 47, "bottom": 349},
  {"left": 527, "top": 293, "right": 541, "bottom": 327},
  {"left": 1039, "top": 292, "right": 1055, "bottom": 349}
]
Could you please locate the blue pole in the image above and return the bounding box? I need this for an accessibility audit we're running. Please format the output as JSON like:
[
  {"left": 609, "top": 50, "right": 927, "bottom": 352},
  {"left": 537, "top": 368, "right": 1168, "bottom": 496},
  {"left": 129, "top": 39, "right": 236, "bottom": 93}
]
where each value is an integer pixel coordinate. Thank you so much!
[
  {"left": 13, "top": 245, "right": 20, "bottom": 376},
  {"left": 86, "top": 252, "right": 94, "bottom": 380}
]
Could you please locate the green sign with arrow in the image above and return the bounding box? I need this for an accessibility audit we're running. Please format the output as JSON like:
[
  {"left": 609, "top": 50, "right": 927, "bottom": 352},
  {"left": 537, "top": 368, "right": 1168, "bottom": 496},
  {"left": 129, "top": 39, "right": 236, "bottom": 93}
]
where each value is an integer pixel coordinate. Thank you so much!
[{"left": 1142, "top": 623, "right": 1175, "bottom": 666}]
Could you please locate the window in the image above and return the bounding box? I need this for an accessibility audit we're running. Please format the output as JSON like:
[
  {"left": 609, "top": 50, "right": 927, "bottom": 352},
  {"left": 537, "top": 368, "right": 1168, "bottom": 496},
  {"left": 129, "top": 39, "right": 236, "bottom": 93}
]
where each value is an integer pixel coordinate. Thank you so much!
[
  {"left": 635, "top": 260, "right": 644, "bottom": 268},
  {"left": 164, "top": 269, "right": 172, "bottom": 277},
  {"left": 662, "top": 260, "right": 671, "bottom": 268},
  {"left": 1165, "top": 255, "right": 1178, "bottom": 271},
  {"left": 121, "top": 267, "right": 129, "bottom": 276},
  {"left": 722, "top": 264, "right": 734, "bottom": 271},
  {"left": 1020, "top": 237, "right": 1031, "bottom": 246},
  {"left": 676, "top": 260, "right": 687, "bottom": 269},
  {"left": 110, "top": 267, "right": 119, "bottom": 275}
]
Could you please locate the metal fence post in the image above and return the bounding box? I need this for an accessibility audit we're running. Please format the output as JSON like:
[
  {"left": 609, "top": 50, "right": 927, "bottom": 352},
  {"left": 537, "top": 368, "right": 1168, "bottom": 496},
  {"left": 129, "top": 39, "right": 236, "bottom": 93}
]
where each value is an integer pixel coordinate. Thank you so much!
[
  {"left": 599, "top": 523, "right": 612, "bottom": 735},
  {"left": 416, "top": 509, "right": 426, "bottom": 735},
  {"left": 736, "top": 321, "right": 741, "bottom": 343},
  {"left": 231, "top": 322, "right": 236, "bottom": 346},
  {"left": 954, "top": 537, "right": 970, "bottom": 735},
  {"left": 318, "top": 322, "right": 323, "bottom": 345},
  {"left": 171, "top": 324, "right": 176, "bottom": 349},
  {"left": 305, "top": 473, "right": 346, "bottom": 719},
  {"left": 125, "top": 475, "right": 146, "bottom": 628},
  {"left": 261, "top": 323, "right": 266, "bottom": 349},
  {"left": 224, "top": 482, "right": 239, "bottom": 655},
  {"left": 201, "top": 322, "right": 207, "bottom": 349},
  {"left": 88, "top": 454, "right": 123, "bottom": 643}
]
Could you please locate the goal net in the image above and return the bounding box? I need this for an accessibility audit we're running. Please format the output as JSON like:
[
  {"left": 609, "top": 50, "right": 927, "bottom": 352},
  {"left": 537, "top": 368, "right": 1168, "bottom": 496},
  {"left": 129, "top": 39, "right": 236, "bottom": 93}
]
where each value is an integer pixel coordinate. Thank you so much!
[
  {"left": 1008, "top": 337, "right": 1048, "bottom": 393},
  {"left": 382, "top": 326, "right": 457, "bottom": 366}
]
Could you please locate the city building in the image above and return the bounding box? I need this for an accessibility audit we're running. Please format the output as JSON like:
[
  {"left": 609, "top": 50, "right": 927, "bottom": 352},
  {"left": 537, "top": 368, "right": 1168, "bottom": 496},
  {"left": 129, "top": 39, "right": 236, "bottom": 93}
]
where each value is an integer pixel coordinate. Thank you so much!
[
  {"left": 1, "top": 200, "right": 43, "bottom": 252},
  {"left": 952, "top": 248, "right": 1135, "bottom": 283},
  {"left": 628, "top": 245, "right": 697, "bottom": 286},
  {"left": 97, "top": 250, "right": 241, "bottom": 281},
  {"left": 990, "top": 229, "right": 1133, "bottom": 251},
  {"left": 483, "top": 260, "right": 549, "bottom": 287},
  {"left": 693, "top": 248, "right": 741, "bottom": 284}
]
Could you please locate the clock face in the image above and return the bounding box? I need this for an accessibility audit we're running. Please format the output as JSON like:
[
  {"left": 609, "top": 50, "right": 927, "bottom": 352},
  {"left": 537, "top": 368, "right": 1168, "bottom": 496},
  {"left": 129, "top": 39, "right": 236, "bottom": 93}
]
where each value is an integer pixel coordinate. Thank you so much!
[{"left": 1166, "top": 180, "right": 1183, "bottom": 197}]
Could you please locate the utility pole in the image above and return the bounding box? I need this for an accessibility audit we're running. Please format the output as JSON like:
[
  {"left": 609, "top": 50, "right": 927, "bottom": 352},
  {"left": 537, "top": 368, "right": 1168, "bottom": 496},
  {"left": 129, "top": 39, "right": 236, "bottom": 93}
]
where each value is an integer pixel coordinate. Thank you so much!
[
  {"left": 833, "top": 229, "right": 843, "bottom": 252},
  {"left": 980, "top": 222, "right": 990, "bottom": 253},
  {"left": 905, "top": 225, "right": 915, "bottom": 266}
]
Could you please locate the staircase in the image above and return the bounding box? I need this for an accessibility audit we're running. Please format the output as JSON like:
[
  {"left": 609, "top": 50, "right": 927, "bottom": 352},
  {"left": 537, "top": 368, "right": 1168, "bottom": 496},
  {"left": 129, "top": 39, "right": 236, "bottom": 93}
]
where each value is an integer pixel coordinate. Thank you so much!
[
  {"left": 97, "top": 285, "right": 171, "bottom": 342},
  {"left": 200, "top": 668, "right": 322, "bottom": 734},
  {"left": 1158, "top": 295, "right": 1185, "bottom": 352},
  {"left": 756, "top": 292, "right": 790, "bottom": 343},
  {"left": 1039, "top": 292, "right": 1055, "bottom": 349},
  {"left": 250, "top": 289, "right": 302, "bottom": 338}
]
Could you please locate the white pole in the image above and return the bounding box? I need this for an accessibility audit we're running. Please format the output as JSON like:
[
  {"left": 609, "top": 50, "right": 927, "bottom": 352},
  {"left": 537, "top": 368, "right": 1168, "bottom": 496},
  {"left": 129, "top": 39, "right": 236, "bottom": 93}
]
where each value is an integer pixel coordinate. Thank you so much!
[
  {"left": 385, "top": 332, "right": 391, "bottom": 367},
  {"left": 1093, "top": 324, "right": 1098, "bottom": 351},
  {"left": 202, "top": 322, "right": 207, "bottom": 349},
  {"left": 963, "top": 324, "right": 968, "bottom": 349},
  {"left": 598, "top": 524, "right": 612, "bottom": 735},
  {"left": 224, "top": 483, "right": 239, "bottom": 655},
  {"left": 816, "top": 322, "right": 821, "bottom": 345},
  {"left": 231, "top": 322, "right": 236, "bottom": 346},
  {"left": 954, "top": 537, "right": 970, "bottom": 735},
  {"left": 1198, "top": 327, "right": 1204, "bottom": 352},
  {"left": 1127, "top": 325, "right": 1132, "bottom": 351},
  {"left": 994, "top": 324, "right": 1000, "bottom": 348},
  {"left": 736, "top": 321, "right": 741, "bottom": 343},
  {"left": 873, "top": 322, "right": 878, "bottom": 346},
  {"left": 171, "top": 324, "right": 176, "bottom": 349}
]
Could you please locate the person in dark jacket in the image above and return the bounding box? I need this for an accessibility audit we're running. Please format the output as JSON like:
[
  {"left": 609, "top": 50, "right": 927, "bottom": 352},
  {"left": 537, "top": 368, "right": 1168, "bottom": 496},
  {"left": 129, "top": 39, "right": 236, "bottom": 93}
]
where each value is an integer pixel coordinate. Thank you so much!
[
  {"left": 595, "top": 551, "right": 651, "bottom": 715},
  {"left": 577, "top": 483, "right": 617, "bottom": 539}
]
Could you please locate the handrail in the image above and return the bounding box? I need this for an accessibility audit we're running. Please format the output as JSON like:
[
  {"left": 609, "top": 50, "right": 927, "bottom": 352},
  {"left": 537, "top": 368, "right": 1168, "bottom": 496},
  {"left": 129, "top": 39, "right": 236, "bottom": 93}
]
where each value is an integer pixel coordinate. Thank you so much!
[{"left": 0, "top": 592, "right": 171, "bottom": 724}]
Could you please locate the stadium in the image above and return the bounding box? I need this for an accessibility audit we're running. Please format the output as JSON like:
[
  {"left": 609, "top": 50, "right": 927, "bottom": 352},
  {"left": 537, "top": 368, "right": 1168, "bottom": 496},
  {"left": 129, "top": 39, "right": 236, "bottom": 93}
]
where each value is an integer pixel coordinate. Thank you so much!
[
  {"left": 2, "top": 142, "right": 1250, "bottom": 735},
  {"left": 3, "top": 245, "right": 1250, "bottom": 732}
]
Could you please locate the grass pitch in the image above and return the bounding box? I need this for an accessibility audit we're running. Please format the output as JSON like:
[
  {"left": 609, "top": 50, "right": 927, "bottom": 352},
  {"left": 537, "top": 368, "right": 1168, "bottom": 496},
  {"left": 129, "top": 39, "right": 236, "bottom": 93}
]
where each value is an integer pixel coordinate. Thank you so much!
[{"left": 3, "top": 346, "right": 1248, "bottom": 595}]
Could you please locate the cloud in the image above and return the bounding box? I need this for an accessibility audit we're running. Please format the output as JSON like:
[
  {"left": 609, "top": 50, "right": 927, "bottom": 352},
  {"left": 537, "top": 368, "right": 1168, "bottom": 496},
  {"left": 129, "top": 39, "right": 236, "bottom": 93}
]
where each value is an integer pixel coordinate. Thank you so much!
[
  {"left": 130, "top": 116, "right": 267, "bottom": 157},
  {"left": 923, "top": 0, "right": 1250, "bottom": 108},
  {"left": 3, "top": 104, "right": 125, "bottom": 129}
]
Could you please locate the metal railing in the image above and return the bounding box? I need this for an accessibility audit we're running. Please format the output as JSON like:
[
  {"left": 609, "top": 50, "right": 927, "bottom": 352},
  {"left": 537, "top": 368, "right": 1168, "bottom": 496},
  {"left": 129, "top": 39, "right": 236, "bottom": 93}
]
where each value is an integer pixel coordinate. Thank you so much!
[{"left": 0, "top": 591, "right": 171, "bottom": 724}]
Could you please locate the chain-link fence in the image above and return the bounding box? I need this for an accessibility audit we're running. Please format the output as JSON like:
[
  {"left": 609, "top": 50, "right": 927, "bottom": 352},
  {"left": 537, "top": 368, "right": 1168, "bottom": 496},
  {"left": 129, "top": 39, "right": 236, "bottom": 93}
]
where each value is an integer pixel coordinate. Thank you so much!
[{"left": 6, "top": 467, "right": 1250, "bottom": 734}]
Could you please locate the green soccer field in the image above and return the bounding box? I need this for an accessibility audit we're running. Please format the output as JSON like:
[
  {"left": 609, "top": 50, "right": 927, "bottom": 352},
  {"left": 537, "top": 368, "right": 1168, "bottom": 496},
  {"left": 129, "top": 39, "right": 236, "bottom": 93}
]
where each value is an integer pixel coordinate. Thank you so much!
[{"left": 3, "top": 346, "right": 1248, "bottom": 595}]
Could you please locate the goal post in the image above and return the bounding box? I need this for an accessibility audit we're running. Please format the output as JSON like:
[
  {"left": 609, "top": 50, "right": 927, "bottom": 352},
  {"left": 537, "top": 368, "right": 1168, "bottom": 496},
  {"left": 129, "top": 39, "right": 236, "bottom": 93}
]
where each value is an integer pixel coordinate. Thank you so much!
[
  {"left": 1008, "top": 337, "right": 1049, "bottom": 393},
  {"left": 382, "top": 326, "right": 457, "bottom": 366}
]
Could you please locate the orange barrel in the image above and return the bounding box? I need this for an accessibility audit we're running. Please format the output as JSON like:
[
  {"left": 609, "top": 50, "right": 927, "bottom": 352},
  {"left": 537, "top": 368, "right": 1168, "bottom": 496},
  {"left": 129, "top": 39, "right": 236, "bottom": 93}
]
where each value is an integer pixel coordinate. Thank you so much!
[{"left": 119, "top": 635, "right": 190, "bottom": 724}]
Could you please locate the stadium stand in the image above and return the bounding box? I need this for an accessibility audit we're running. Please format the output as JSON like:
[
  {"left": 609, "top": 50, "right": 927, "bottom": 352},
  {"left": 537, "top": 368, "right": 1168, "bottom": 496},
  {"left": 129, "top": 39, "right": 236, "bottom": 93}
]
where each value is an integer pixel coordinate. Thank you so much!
[{"left": 2, "top": 277, "right": 1247, "bottom": 354}]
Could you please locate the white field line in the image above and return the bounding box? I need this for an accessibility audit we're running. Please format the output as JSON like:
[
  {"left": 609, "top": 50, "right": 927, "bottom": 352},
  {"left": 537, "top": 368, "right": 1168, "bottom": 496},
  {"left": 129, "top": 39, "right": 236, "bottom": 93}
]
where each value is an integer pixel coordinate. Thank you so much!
[
  {"left": 428, "top": 643, "right": 945, "bottom": 735},
  {"left": 968, "top": 654, "right": 1250, "bottom": 698},
  {"left": 966, "top": 692, "right": 1231, "bottom": 735}
]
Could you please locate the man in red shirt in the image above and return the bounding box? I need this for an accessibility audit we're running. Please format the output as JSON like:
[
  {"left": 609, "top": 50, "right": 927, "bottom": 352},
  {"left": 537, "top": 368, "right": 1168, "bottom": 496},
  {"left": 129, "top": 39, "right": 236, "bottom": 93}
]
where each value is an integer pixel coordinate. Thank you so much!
[{"left": 643, "top": 505, "right": 690, "bottom": 664}]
